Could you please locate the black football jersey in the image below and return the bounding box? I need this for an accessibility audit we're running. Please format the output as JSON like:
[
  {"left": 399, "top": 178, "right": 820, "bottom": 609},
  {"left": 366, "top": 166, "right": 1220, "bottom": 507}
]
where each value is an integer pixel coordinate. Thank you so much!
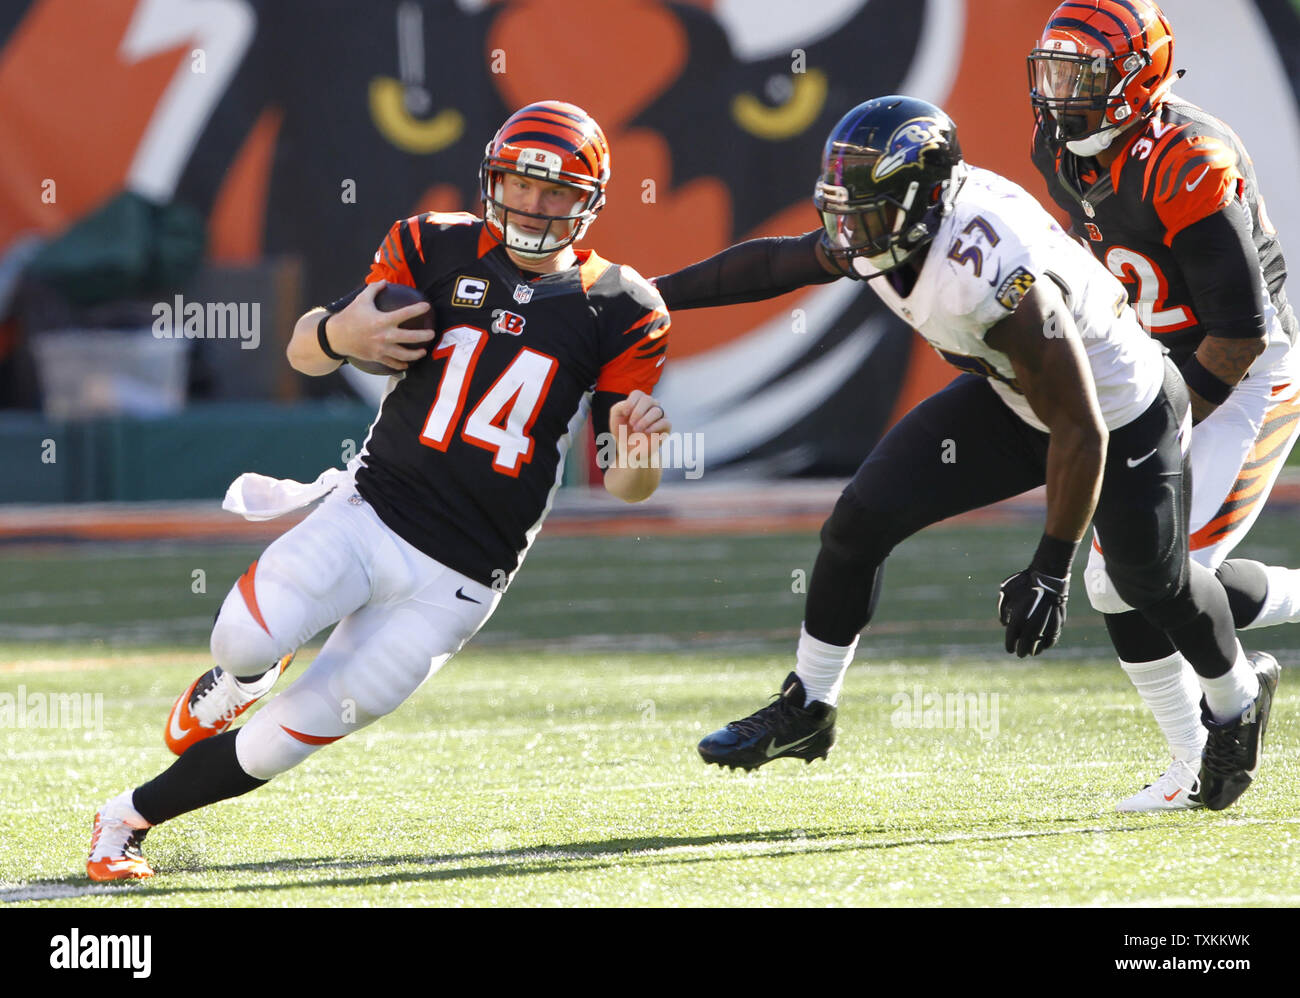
[
  {"left": 330, "top": 212, "right": 669, "bottom": 588},
  {"left": 1031, "top": 97, "right": 1295, "bottom": 365}
]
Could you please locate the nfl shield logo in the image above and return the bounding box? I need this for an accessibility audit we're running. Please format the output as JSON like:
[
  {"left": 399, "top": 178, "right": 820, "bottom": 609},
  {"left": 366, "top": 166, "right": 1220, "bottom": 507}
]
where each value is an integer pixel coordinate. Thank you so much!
[{"left": 513, "top": 284, "right": 534, "bottom": 304}]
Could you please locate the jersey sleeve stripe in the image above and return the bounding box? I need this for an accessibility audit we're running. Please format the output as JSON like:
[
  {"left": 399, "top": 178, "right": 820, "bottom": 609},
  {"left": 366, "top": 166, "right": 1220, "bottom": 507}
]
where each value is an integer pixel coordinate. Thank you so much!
[
  {"left": 596, "top": 318, "right": 671, "bottom": 395},
  {"left": 1139, "top": 123, "right": 1189, "bottom": 201},
  {"left": 366, "top": 221, "right": 415, "bottom": 285},
  {"left": 620, "top": 307, "right": 669, "bottom": 339},
  {"left": 1156, "top": 138, "right": 1237, "bottom": 203},
  {"left": 407, "top": 216, "right": 426, "bottom": 263}
]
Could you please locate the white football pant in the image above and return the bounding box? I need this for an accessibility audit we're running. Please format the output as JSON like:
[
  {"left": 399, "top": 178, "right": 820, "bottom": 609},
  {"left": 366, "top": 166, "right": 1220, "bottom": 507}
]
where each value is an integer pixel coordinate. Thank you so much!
[
  {"left": 1087, "top": 332, "right": 1300, "bottom": 610},
  {"left": 208, "top": 483, "right": 500, "bottom": 781}
]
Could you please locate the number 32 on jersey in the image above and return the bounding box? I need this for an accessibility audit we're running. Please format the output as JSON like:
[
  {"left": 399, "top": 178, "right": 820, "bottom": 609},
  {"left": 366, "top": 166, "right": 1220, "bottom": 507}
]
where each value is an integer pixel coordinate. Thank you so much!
[{"left": 418, "top": 324, "right": 558, "bottom": 477}]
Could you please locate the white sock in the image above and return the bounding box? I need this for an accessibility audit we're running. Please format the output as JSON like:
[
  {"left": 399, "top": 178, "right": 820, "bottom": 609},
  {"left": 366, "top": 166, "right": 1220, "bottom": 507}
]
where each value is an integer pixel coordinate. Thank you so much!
[
  {"left": 106, "top": 790, "right": 151, "bottom": 829},
  {"left": 1120, "top": 652, "right": 1206, "bottom": 763},
  {"left": 1242, "top": 565, "right": 1300, "bottom": 629},
  {"left": 795, "top": 625, "right": 858, "bottom": 706},
  {"left": 1200, "top": 645, "right": 1261, "bottom": 724}
]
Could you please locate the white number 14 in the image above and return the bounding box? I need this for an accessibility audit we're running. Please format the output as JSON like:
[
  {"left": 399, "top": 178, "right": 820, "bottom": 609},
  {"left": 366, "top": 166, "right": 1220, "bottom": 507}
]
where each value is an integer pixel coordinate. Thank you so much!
[{"left": 418, "top": 324, "right": 558, "bottom": 477}]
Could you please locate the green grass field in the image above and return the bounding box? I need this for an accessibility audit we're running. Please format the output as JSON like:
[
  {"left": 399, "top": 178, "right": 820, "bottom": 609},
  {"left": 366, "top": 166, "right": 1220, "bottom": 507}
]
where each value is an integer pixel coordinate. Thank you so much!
[{"left": 2, "top": 519, "right": 1298, "bottom": 907}]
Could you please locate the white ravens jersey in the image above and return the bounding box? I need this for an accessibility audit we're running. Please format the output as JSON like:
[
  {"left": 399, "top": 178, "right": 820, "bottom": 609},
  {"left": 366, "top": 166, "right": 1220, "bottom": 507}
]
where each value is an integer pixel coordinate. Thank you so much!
[{"left": 871, "top": 167, "right": 1164, "bottom": 433}]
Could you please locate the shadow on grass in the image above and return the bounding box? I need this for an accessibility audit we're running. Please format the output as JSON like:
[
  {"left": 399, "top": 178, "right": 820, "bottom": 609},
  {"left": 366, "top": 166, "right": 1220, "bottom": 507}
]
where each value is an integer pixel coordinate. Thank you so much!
[{"left": 4, "top": 818, "right": 1182, "bottom": 902}]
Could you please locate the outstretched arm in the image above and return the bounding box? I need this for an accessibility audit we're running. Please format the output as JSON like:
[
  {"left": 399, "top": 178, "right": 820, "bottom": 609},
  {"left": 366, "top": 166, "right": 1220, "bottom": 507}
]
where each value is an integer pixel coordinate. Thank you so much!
[{"left": 653, "top": 230, "right": 838, "bottom": 311}]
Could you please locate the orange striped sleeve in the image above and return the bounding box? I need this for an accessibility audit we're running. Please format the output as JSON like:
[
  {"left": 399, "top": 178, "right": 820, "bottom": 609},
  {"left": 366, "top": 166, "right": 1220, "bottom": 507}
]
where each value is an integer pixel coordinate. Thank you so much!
[{"left": 1151, "top": 136, "right": 1242, "bottom": 245}]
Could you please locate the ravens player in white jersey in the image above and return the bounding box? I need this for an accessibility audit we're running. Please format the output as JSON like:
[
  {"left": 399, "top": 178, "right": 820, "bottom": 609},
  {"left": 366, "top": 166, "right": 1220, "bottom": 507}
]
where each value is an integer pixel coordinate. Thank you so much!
[
  {"left": 1028, "top": 0, "right": 1300, "bottom": 811},
  {"left": 654, "top": 95, "right": 1277, "bottom": 811},
  {"left": 86, "top": 101, "right": 672, "bottom": 880}
]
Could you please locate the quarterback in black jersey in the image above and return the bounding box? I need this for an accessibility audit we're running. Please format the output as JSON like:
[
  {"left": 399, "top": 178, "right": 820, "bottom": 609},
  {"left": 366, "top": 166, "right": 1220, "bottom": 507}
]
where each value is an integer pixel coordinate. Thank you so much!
[
  {"left": 1029, "top": 0, "right": 1300, "bottom": 810},
  {"left": 85, "top": 101, "right": 672, "bottom": 881}
]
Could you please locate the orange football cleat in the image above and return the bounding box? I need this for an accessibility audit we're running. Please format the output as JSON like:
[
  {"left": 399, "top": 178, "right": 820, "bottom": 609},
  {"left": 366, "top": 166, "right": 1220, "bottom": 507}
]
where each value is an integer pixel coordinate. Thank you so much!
[
  {"left": 87, "top": 808, "right": 153, "bottom": 882},
  {"left": 164, "top": 652, "right": 295, "bottom": 755}
]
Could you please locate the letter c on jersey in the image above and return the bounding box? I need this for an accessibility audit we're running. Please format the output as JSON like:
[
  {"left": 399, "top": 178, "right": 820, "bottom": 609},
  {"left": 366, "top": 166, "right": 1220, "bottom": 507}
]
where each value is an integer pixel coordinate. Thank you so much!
[{"left": 452, "top": 276, "right": 489, "bottom": 308}]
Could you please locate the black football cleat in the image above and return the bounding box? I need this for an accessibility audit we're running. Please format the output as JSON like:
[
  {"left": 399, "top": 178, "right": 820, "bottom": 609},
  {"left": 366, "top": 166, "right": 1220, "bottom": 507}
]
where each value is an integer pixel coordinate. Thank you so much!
[
  {"left": 698, "top": 672, "right": 836, "bottom": 771},
  {"left": 1197, "top": 651, "right": 1280, "bottom": 811}
]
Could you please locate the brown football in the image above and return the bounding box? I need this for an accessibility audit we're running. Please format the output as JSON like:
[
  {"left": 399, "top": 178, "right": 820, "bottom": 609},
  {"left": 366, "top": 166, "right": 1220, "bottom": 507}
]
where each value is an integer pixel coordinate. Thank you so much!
[{"left": 348, "top": 282, "right": 435, "bottom": 376}]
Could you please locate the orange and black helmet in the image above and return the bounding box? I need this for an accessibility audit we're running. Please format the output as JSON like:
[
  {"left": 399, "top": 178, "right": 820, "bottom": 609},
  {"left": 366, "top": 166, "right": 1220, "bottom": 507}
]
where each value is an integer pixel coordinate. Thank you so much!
[
  {"left": 1029, "top": 0, "right": 1179, "bottom": 154},
  {"left": 479, "top": 100, "right": 611, "bottom": 257}
]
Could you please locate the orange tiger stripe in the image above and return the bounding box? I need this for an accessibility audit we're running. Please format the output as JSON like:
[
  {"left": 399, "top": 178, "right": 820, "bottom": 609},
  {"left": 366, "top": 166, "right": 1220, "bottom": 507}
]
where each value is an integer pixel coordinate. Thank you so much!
[
  {"left": 1155, "top": 137, "right": 1236, "bottom": 205},
  {"left": 237, "top": 560, "right": 272, "bottom": 637},
  {"left": 279, "top": 725, "right": 343, "bottom": 745},
  {"left": 1251, "top": 419, "right": 1300, "bottom": 466},
  {"left": 621, "top": 308, "right": 669, "bottom": 338},
  {"left": 1224, "top": 469, "right": 1270, "bottom": 505},
  {"left": 1190, "top": 501, "right": 1259, "bottom": 550}
]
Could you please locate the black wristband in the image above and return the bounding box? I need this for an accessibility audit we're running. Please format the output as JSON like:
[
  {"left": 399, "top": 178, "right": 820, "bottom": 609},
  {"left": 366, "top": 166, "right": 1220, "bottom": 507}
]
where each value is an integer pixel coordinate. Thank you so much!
[
  {"left": 1031, "top": 533, "right": 1078, "bottom": 580},
  {"left": 317, "top": 312, "right": 346, "bottom": 361},
  {"left": 1179, "top": 354, "right": 1232, "bottom": 406}
]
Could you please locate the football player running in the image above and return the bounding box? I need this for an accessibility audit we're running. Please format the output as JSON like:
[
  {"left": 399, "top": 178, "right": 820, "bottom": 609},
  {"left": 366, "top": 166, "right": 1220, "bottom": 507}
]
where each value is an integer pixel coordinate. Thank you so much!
[
  {"left": 1027, "top": 0, "right": 1299, "bottom": 811},
  {"left": 654, "top": 95, "right": 1277, "bottom": 813},
  {"left": 86, "top": 101, "right": 672, "bottom": 881}
]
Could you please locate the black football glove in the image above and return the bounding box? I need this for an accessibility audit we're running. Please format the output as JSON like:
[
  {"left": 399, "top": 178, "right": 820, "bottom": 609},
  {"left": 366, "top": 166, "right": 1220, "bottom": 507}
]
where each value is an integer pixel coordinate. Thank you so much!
[{"left": 997, "top": 568, "right": 1070, "bottom": 658}]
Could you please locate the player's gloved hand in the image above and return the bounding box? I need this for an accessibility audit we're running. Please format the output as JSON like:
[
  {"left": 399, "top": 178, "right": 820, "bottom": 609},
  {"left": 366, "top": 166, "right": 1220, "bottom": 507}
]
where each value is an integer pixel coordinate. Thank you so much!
[{"left": 997, "top": 534, "right": 1078, "bottom": 658}]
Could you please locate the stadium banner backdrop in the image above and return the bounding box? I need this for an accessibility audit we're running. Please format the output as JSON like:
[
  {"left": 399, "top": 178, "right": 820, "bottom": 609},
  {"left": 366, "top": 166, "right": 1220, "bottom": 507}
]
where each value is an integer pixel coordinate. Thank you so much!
[{"left": 1, "top": 0, "right": 1297, "bottom": 477}]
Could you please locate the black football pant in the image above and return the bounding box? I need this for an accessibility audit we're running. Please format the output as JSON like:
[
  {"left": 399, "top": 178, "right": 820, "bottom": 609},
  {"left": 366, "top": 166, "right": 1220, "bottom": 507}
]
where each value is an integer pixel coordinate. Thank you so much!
[{"left": 805, "top": 364, "right": 1239, "bottom": 678}]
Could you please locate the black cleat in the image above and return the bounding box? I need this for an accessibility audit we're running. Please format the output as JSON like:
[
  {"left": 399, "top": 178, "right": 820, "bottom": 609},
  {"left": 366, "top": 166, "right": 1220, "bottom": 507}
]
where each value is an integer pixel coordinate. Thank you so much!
[
  {"left": 698, "top": 672, "right": 836, "bottom": 771},
  {"left": 1197, "top": 651, "right": 1280, "bottom": 811}
]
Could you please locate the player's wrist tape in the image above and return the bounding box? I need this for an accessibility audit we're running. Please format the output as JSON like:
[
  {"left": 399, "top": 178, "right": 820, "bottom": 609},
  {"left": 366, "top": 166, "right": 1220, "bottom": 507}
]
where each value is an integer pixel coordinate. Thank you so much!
[
  {"left": 1031, "top": 533, "right": 1078, "bottom": 583},
  {"left": 317, "top": 312, "right": 346, "bottom": 361},
  {"left": 1179, "top": 354, "right": 1232, "bottom": 406}
]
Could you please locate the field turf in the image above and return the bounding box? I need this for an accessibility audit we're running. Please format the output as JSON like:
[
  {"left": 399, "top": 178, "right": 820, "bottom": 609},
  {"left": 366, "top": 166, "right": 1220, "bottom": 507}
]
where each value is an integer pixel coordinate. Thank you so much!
[{"left": 2, "top": 518, "right": 1298, "bottom": 908}]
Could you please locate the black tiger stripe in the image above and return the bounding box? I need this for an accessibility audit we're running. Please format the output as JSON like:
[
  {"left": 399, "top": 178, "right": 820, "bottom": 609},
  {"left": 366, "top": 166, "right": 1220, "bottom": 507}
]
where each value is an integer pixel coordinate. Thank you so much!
[
  {"left": 503, "top": 128, "right": 581, "bottom": 151},
  {"left": 379, "top": 236, "right": 397, "bottom": 272},
  {"left": 1047, "top": 17, "right": 1117, "bottom": 54},
  {"left": 1158, "top": 152, "right": 1222, "bottom": 203},
  {"left": 519, "top": 104, "right": 588, "bottom": 125},
  {"left": 634, "top": 341, "right": 668, "bottom": 361},
  {"left": 1206, "top": 486, "right": 1262, "bottom": 523},
  {"left": 511, "top": 114, "right": 586, "bottom": 135},
  {"left": 396, "top": 221, "right": 420, "bottom": 269},
  {"left": 501, "top": 127, "right": 600, "bottom": 175},
  {"left": 1239, "top": 411, "right": 1300, "bottom": 471},
  {"left": 1102, "top": 0, "right": 1144, "bottom": 45}
]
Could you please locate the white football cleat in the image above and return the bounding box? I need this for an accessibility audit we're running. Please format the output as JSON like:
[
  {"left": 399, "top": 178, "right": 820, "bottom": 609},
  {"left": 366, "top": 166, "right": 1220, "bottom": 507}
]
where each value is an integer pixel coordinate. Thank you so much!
[
  {"left": 1116, "top": 757, "right": 1204, "bottom": 812},
  {"left": 87, "top": 792, "right": 153, "bottom": 881},
  {"left": 165, "top": 653, "right": 293, "bottom": 755}
]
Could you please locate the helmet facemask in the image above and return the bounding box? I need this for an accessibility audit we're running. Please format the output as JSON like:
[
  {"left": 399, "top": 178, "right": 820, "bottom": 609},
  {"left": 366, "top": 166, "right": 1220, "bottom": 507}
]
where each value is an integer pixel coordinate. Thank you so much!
[
  {"left": 815, "top": 165, "right": 963, "bottom": 280},
  {"left": 480, "top": 150, "right": 604, "bottom": 259},
  {"left": 1029, "top": 7, "right": 1177, "bottom": 159}
]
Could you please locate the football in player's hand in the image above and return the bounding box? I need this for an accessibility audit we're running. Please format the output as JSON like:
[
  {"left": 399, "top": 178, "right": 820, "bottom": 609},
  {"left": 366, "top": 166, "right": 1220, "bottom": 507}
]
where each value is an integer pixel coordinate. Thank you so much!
[{"left": 349, "top": 282, "right": 435, "bottom": 376}]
